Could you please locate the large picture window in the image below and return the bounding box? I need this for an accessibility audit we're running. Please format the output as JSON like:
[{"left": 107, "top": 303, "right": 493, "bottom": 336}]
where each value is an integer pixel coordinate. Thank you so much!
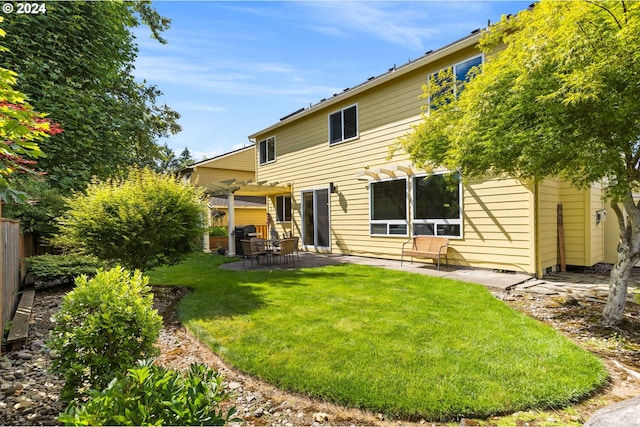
[
  {"left": 259, "top": 136, "right": 275, "bottom": 165},
  {"left": 370, "top": 179, "right": 407, "bottom": 236},
  {"left": 276, "top": 195, "right": 291, "bottom": 222},
  {"left": 329, "top": 104, "right": 358, "bottom": 145},
  {"left": 413, "top": 172, "right": 462, "bottom": 238}
]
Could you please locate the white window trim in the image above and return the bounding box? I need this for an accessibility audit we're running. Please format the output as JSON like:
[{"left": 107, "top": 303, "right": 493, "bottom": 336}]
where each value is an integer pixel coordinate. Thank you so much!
[
  {"left": 328, "top": 103, "right": 359, "bottom": 146},
  {"left": 369, "top": 178, "right": 409, "bottom": 237},
  {"left": 258, "top": 136, "right": 276, "bottom": 165},
  {"left": 412, "top": 171, "right": 464, "bottom": 239}
]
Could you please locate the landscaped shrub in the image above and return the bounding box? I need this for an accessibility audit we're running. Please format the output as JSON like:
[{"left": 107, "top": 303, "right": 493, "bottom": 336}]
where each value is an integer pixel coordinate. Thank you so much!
[
  {"left": 52, "top": 167, "right": 206, "bottom": 271},
  {"left": 209, "top": 226, "right": 228, "bottom": 236},
  {"left": 58, "top": 359, "right": 240, "bottom": 426},
  {"left": 48, "top": 266, "right": 163, "bottom": 401},
  {"left": 24, "top": 254, "right": 107, "bottom": 289}
]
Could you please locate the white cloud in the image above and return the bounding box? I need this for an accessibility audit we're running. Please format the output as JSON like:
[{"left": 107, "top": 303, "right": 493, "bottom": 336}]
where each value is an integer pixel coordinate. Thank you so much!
[
  {"left": 134, "top": 55, "right": 339, "bottom": 101},
  {"left": 291, "top": 1, "right": 501, "bottom": 51}
]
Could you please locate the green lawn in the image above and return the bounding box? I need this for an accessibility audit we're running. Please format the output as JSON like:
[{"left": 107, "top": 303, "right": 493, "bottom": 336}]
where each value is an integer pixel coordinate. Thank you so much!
[{"left": 147, "top": 252, "right": 608, "bottom": 421}]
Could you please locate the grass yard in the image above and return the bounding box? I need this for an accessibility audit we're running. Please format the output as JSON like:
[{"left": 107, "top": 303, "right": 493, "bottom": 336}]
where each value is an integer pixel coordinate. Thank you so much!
[{"left": 147, "top": 252, "right": 608, "bottom": 421}]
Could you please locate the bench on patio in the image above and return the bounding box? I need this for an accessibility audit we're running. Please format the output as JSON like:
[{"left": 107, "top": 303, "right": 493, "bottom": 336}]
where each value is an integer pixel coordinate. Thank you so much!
[{"left": 401, "top": 236, "right": 449, "bottom": 270}]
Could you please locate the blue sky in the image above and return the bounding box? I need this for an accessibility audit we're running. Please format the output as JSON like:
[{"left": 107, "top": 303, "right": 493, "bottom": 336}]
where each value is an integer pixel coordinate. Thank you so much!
[{"left": 134, "top": 1, "right": 531, "bottom": 160}]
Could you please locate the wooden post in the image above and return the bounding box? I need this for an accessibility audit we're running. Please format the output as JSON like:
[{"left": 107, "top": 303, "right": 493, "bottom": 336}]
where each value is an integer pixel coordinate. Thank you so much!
[{"left": 557, "top": 204, "right": 566, "bottom": 272}]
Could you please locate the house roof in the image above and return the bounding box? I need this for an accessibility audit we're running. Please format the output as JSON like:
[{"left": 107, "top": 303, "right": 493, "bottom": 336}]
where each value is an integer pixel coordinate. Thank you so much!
[
  {"left": 248, "top": 29, "right": 483, "bottom": 139},
  {"left": 185, "top": 145, "right": 255, "bottom": 171}
]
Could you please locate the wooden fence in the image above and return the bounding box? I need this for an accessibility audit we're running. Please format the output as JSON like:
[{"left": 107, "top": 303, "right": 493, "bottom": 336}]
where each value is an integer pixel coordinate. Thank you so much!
[{"left": 1, "top": 218, "right": 22, "bottom": 341}]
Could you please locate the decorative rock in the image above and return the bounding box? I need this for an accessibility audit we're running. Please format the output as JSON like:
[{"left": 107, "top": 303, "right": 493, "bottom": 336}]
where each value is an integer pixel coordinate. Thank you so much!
[
  {"left": 313, "top": 412, "right": 330, "bottom": 423},
  {"left": 15, "top": 352, "right": 32, "bottom": 361},
  {"left": 13, "top": 399, "right": 33, "bottom": 411},
  {"left": 6, "top": 382, "right": 24, "bottom": 395},
  {"left": 253, "top": 407, "right": 264, "bottom": 418},
  {"left": 227, "top": 381, "right": 242, "bottom": 390},
  {"left": 584, "top": 396, "right": 640, "bottom": 427},
  {"left": 30, "top": 340, "right": 46, "bottom": 351}
]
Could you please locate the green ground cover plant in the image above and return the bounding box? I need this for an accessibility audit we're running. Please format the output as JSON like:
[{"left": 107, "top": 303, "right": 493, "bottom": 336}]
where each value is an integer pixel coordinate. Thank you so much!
[
  {"left": 59, "top": 359, "right": 239, "bottom": 426},
  {"left": 147, "top": 253, "right": 608, "bottom": 421},
  {"left": 24, "top": 254, "right": 107, "bottom": 289}
]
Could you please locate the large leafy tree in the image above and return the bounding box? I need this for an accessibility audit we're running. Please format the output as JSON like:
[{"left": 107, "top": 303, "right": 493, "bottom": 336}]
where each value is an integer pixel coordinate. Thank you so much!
[
  {"left": 397, "top": 0, "right": 640, "bottom": 326},
  {"left": 0, "top": 18, "right": 60, "bottom": 203},
  {"left": 0, "top": 1, "right": 181, "bottom": 193}
]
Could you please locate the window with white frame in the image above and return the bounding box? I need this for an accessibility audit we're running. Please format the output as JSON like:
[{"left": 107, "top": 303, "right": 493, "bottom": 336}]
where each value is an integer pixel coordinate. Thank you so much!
[
  {"left": 276, "top": 195, "right": 291, "bottom": 222},
  {"left": 329, "top": 104, "right": 358, "bottom": 145},
  {"left": 412, "top": 172, "right": 462, "bottom": 238},
  {"left": 428, "top": 54, "right": 483, "bottom": 111},
  {"left": 370, "top": 179, "right": 407, "bottom": 236},
  {"left": 259, "top": 136, "right": 275, "bottom": 164}
]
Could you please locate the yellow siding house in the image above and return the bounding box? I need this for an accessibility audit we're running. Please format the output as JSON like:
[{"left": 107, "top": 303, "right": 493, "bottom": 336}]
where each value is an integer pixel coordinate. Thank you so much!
[
  {"left": 248, "top": 30, "right": 606, "bottom": 277},
  {"left": 184, "top": 146, "right": 269, "bottom": 250}
]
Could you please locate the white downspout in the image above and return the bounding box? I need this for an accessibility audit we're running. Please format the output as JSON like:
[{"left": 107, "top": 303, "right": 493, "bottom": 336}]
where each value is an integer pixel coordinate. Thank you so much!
[
  {"left": 227, "top": 193, "right": 236, "bottom": 256},
  {"left": 203, "top": 203, "right": 211, "bottom": 253}
]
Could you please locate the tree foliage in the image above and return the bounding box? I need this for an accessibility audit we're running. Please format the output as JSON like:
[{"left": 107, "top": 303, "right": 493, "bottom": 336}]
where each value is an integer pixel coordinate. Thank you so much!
[
  {"left": 53, "top": 167, "right": 206, "bottom": 271},
  {"left": 0, "top": 1, "right": 180, "bottom": 194},
  {"left": 396, "top": 0, "right": 640, "bottom": 325},
  {"left": 0, "top": 18, "right": 61, "bottom": 202}
]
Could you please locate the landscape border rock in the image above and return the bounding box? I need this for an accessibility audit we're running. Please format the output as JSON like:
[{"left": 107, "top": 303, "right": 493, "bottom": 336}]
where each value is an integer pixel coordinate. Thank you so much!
[{"left": 584, "top": 395, "right": 640, "bottom": 427}]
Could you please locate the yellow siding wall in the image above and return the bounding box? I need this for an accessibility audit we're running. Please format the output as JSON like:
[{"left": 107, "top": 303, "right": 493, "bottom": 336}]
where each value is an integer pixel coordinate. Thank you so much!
[
  {"left": 454, "top": 178, "right": 535, "bottom": 273},
  {"left": 604, "top": 200, "right": 620, "bottom": 264},
  {"left": 537, "top": 179, "right": 560, "bottom": 272},
  {"left": 256, "top": 45, "right": 543, "bottom": 273},
  {"left": 191, "top": 167, "right": 254, "bottom": 186},
  {"left": 212, "top": 208, "right": 265, "bottom": 229},
  {"left": 254, "top": 43, "right": 604, "bottom": 275},
  {"left": 557, "top": 182, "right": 604, "bottom": 267}
]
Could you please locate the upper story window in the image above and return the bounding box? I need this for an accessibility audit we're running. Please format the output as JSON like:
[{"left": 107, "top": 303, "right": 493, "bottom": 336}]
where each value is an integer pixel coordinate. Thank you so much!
[
  {"left": 454, "top": 54, "right": 483, "bottom": 87},
  {"left": 413, "top": 171, "right": 462, "bottom": 238},
  {"left": 329, "top": 104, "right": 358, "bottom": 145},
  {"left": 428, "top": 54, "right": 483, "bottom": 111},
  {"left": 370, "top": 179, "right": 408, "bottom": 236},
  {"left": 276, "top": 195, "right": 291, "bottom": 222},
  {"left": 259, "top": 136, "right": 275, "bottom": 165}
]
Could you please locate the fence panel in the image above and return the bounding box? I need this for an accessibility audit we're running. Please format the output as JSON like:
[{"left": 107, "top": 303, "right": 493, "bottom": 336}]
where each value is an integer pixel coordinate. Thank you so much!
[{"left": 1, "top": 219, "right": 22, "bottom": 339}]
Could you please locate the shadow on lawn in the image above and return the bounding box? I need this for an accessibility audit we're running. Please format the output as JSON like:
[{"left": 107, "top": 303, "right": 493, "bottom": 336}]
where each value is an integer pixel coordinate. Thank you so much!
[{"left": 180, "top": 264, "right": 358, "bottom": 321}]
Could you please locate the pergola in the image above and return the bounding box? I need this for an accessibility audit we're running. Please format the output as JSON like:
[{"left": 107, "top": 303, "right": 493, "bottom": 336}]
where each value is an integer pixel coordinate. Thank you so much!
[{"left": 200, "top": 178, "right": 292, "bottom": 257}]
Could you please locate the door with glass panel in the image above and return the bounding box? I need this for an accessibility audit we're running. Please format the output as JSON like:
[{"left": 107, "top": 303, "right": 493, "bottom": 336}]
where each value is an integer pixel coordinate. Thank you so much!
[{"left": 302, "top": 189, "right": 330, "bottom": 249}]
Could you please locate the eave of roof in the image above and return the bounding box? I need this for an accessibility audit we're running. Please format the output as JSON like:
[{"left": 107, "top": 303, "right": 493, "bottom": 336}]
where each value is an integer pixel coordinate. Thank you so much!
[
  {"left": 248, "top": 30, "right": 483, "bottom": 140},
  {"left": 185, "top": 144, "right": 254, "bottom": 170}
]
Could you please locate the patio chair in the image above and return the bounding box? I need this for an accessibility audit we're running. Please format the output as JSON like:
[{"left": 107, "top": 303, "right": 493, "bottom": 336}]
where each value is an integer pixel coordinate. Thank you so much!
[
  {"left": 275, "top": 238, "right": 297, "bottom": 265},
  {"left": 291, "top": 236, "right": 300, "bottom": 261},
  {"left": 240, "top": 239, "right": 266, "bottom": 268}
]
